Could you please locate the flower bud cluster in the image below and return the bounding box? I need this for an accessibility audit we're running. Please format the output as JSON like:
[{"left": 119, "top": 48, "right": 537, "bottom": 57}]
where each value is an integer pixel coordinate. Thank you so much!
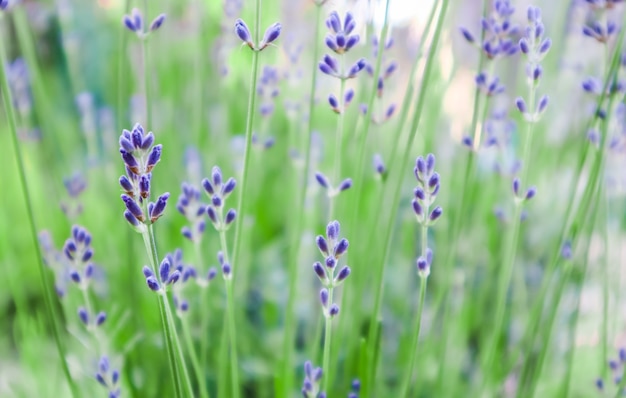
[
  {"left": 201, "top": 166, "right": 237, "bottom": 232},
  {"left": 313, "top": 220, "right": 351, "bottom": 318},
  {"left": 118, "top": 123, "right": 170, "bottom": 231},
  {"left": 123, "top": 8, "right": 166, "bottom": 39}
]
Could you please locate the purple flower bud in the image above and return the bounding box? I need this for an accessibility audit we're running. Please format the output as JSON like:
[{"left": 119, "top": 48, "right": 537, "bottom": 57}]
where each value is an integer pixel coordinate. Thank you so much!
[
  {"left": 95, "top": 311, "right": 107, "bottom": 326},
  {"left": 334, "top": 238, "right": 349, "bottom": 257},
  {"left": 217, "top": 251, "right": 225, "bottom": 265},
  {"left": 328, "top": 94, "right": 340, "bottom": 112},
  {"left": 384, "top": 62, "right": 397, "bottom": 78},
  {"left": 81, "top": 248, "right": 94, "bottom": 263},
  {"left": 325, "top": 256, "right": 336, "bottom": 269},
  {"left": 430, "top": 206, "right": 443, "bottom": 222},
  {"left": 346, "top": 58, "right": 366, "bottom": 78},
  {"left": 182, "top": 227, "right": 193, "bottom": 241},
  {"left": 78, "top": 307, "right": 89, "bottom": 325},
  {"left": 426, "top": 248, "right": 433, "bottom": 265},
  {"left": 336, "top": 266, "right": 351, "bottom": 282},
  {"left": 329, "top": 304, "right": 340, "bottom": 317},
  {"left": 150, "top": 192, "right": 170, "bottom": 222},
  {"left": 112, "top": 370, "right": 119, "bottom": 384},
  {"left": 460, "top": 27, "right": 474, "bottom": 43},
  {"left": 344, "top": 89, "right": 355, "bottom": 106},
  {"left": 119, "top": 175, "right": 134, "bottom": 193},
  {"left": 537, "top": 95, "right": 549, "bottom": 113},
  {"left": 207, "top": 206, "right": 218, "bottom": 224},
  {"left": 141, "top": 132, "right": 154, "bottom": 150},
  {"left": 212, "top": 195, "right": 222, "bottom": 208},
  {"left": 327, "top": 220, "right": 340, "bottom": 241},
  {"left": 519, "top": 38, "right": 530, "bottom": 54},
  {"left": 414, "top": 187, "right": 425, "bottom": 200},
  {"left": 533, "top": 65, "right": 542, "bottom": 81},
  {"left": 96, "top": 373, "right": 106, "bottom": 387},
  {"left": 124, "top": 210, "right": 141, "bottom": 227},
  {"left": 373, "top": 154, "right": 386, "bottom": 175},
  {"left": 325, "top": 36, "right": 339, "bottom": 52},
  {"left": 159, "top": 258, "right": 171, "bottom": 282},
  {"left": 416, "top": 257, "right": 428, "bottom": 272},
  {"left": 338, "top": 178, "right": 352, "bottom": 192},
  {"left": 85, "top": 263, "right": 94, "bottom": 278},
  {"left": 225, "top": 209, "right": 236, "bottom": 225},
  {"left": 123, "top": 16, "right": 137, "bottom": 32},
  {"left": 525, "top": 187, "right": 536, "bottom": 200},
  {"left": 235, "top": 18, "right": 253, "bottom": 47},
  {"left": 412, "top": 199, "right": 423, "bottom": 216},
  {"left": 513, "top": 178, "right": 520, "bottom": 196},
  {"left": 121, "top": 194, "right": 144, "bottom": 221},
  {"left": 344, "top": 12, "right": 354, "bottom": 33},
  {"left": 336, "top": 33, "right": 346, "bottom": 48},
  {"left": 315, "top": 172, "right": 330, "bottom": 189},
  {"left": 320, "top": 288, "right": 329, "bottom": 307},
  {"left": 202, "top": 178, "right": 215, "bottom": 195},
  {"left": 385, "top": 104, "right": 396, "bottom": 119},
  {"left": 143, "top": 265, "right": 154, "bottom": 278},
  {"left": 222, "top": 263, "right": 232, "bottom": 276},
  {"left": 260, "top": 22, "right": 282, "bottom": 49},
  {"left": 146, "top": 276, "right": 160, "bottom": 291},
  {"left": 313, "top": 261, "right": 326, "bottom": 280},
  {"left": 207, "top": 267, "right": 217, "bottom": 281},
  {"left": 149, "top": 14, "right": 166, "bottom": 32},
  {"left": 327, "top": 12, "right": 341, "bottom": 33},
  {"left": 120, "top": 150, "right": 139, "bottom": 173},
  {"left": 345, "top": 35, "right": 359, "bottom": 51},
  {"left": 146, "top": 144, "right": 162, "bottom": 172},
  {"left": 131, "top": 8, "right": 143, "bottom": 32},
  {"left": 119, "top": 136, "right": 135, "bottom": 153},
  {"left": 316, "top": 236, "right": 329, "bottom": 256},
  {"left": 515, "top": 97, "right": 527, "bottom": 114},
  {"left": 222, "top": 177, "right": 236, "bottom": 196},
  {"left": 70, "top": 270, "right": 81, "bottom": 283},
  {"left": 139, "top": 175, "right": 151, "bottom": 199},
  {"left": 167, "top": 270, "right": 181, "bottom": 285},
  {"left": 428, "top": 173, "right": 440, "bottom": 189},
  {"left": 212, "top": 166, "right": 223, "bottom": 187}
]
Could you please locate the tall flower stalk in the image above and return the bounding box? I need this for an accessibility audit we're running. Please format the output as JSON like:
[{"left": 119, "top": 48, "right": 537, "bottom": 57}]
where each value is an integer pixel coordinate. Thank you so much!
[
  {"left": 312, "top": 220, "right": 351, "bottom": 392},
  {"left": 481, "top": 5, "right": 550, "bottom": 391},
  {"left": 0, "top": 5, "right": 78, "bottom": 396},
  {"left": 118, "top": 124, "right": 193, "bottom": 398},
  {"left": 201, "top": 166, "right": 239, "bottom": 398},
  {"left": 399, "top": 154, "right": 443, "bottom": 397}
]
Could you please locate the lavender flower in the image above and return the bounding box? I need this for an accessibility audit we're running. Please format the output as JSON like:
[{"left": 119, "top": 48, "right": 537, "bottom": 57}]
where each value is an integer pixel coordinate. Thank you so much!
[
  {"left": 123, "top": 8, "right": 166, "bottom": 38},
  {"left": 234, "top": 18, "right": 282, "bottom": 51},
  {"left": 512, "top": 177, "right": 536, "bottom": 202},
  {"left": 314, "top": 171, "right": 352, "bottom": 197},
  {"left": 301, "top": 361, "right": 324, "bottom": 398},
  {"left": 95, "top": 355, "right": 121, "bottom": 398},
  {"left": 515, "top": 6, "right": 551, "bottom": 122},
  {"left": 142, "top": 254, "right": 182, "bottom": 293},
  {"left": 118, "top": 124, "right": 169, "bottom": 230},
  {"left": 361, "top": 35, "right": 398, "bottom": 125},
  {"left": 313, "top": 220, "right": 351, "bottom": 317},
  {"left": 459, "top": 0, "right": 519, "bottom": 60},
  {"left": 63, "top": 225, "right": 95, "bottom": 289},
  {"left": 61, "top": 172, "right": 87, "bottom": 218},
  {"left": 202, "top": 166, "right": 237, "bottom": 231},
  {"left": 0, "top": 0, "right": 8, "bottom": 10},
  {"left": 412, "top": 154, "right": 443, "bottom": 227},
  {"left": 257, "top": 66, "right": 281, "bottom": 117},
  {"left": 177, "top": 182, "right": 207, "bottom": 243}
]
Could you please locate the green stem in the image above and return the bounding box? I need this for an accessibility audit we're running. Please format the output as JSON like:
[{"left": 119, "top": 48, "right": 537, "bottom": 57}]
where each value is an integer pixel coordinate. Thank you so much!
[
  {"left": 280, "top": 5, "right": 323, "bottom": 391},
  {"left": 483, "top": 78, "right": 537, "bottom": 390},
  {"left": 0, "top": 18, "right": 79, "bottom": 398},
  {"left": 330, "top": 67, "right": 346, "bottom": 220},
  {"left": 196, "top": 241, "right": 211, "bottom": 372},
  {"left": 231, "top": 0, "right": 261, "bottom": 279},
  {"left": 219, "top": 228, "right": 240, "bottom": 398},
  {"left": 399, "top": 276, "right": 428, "bottom": 397},
  {"left": 364, "top": 0, "right": 449, "bottom": 391},
  {"left": 181, "top": 316, "right": 210, "bottom": 398},
  {"left": 141, "top": 229, "right": 184, "bottom": 398},
  {"left": 321, "top": 288, "right": 334, "bottom": 392}
]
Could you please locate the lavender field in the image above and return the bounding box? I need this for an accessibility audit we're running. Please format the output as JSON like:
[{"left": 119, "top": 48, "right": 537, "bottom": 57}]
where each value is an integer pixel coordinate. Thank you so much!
[{"left": 0, "top": 0, "right": 624, "bottom": 397}]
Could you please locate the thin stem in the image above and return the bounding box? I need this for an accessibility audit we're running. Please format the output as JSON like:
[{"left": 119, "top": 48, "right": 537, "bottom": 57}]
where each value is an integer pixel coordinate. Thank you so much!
[
  {"left": 219, "top": 228, "right": 240, "bottom": 398},
  {"left": 399, "top": 276, "right": 428, "bottom": 397},
  {"left": 483, "top": 74, "right": 537, "bottom": 392},
  {"left": 280, "top": 4, "right": 323, "bottom": 389},
  {"left": 141, "top": 229, "right": 183, "bottom": 398},
  {"left": 330, "top": 70, "right": 346, "bottom": 220},
  {"left": 364, "top": 0, "right": 450, "bottom": 391},
  {"left": 321, "top": 288, "right": 334, "bottom": 392},
  {"left": 0, "top": 19, "right": 79, "bottom": 398},
  {"left": 196, "top": 241, "right": 211, "bottom": 371},
  {"left": 142, "top": 0, "right": 151, "bottom": 127},
  {"left": 181, "top": 316, "right": 210, "bottom": 398},
  {"left": 232, "top": 0, "right": 262, "bottom": 278}
]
